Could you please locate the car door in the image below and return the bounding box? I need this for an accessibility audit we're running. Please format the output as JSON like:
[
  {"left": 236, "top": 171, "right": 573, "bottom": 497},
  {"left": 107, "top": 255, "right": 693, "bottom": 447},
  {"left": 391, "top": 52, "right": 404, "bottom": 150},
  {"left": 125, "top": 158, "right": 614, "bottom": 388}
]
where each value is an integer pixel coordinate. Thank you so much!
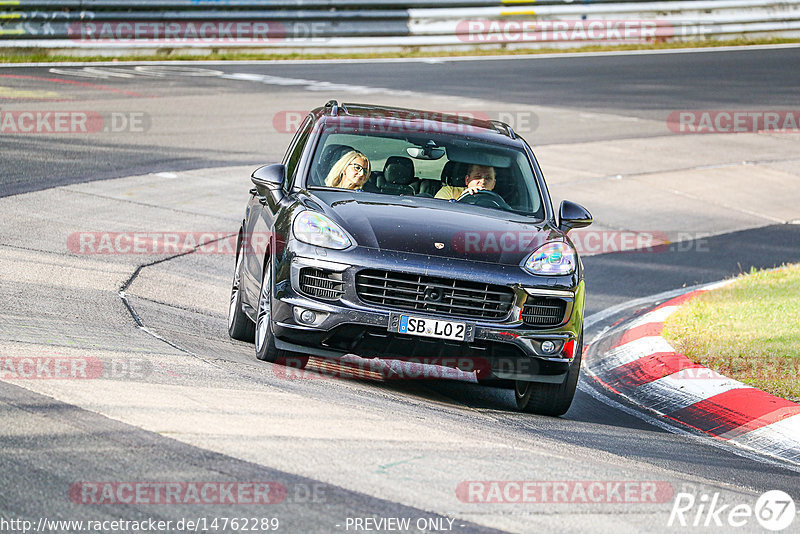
[{"left": 241, "top": 115, "right": 316, "bottom": 309}]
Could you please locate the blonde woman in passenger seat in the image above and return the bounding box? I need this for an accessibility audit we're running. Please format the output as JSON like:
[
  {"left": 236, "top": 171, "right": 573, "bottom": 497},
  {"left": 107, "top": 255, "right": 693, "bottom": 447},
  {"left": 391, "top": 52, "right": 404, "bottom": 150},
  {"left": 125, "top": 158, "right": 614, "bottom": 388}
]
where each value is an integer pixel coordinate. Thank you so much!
[{"left": 325, "top": 151, "right": 371, "bottom": 190}]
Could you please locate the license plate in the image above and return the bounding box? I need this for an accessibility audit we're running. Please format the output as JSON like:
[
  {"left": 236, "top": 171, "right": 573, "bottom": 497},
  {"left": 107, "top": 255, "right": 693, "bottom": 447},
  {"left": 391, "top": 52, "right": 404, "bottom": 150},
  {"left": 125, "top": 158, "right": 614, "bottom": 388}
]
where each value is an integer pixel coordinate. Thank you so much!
[{"left": 396, "top": 314, "right": 467, "bottom": 341}]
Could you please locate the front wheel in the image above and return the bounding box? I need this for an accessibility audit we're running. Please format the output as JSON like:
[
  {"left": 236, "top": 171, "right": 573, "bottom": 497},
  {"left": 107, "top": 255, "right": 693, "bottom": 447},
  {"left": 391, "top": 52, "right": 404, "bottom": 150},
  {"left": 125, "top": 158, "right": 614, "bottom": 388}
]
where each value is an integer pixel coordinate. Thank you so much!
[
  {"left": 255, "top": 259, "right": 308, "bottom": 369},
  {"left": 228, "top": 237, "right": 255, "bottom": 342},
  {"left": 514, "top": 333, "right": 583, "bottom": 416}
]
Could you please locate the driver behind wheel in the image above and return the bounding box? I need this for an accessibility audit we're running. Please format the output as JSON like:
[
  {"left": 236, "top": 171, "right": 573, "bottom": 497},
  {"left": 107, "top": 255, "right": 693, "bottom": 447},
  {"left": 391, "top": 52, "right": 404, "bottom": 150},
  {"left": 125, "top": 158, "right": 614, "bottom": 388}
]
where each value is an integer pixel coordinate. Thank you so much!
[{"left": 435, "top": 164, "right": 496, "bottom": 200}]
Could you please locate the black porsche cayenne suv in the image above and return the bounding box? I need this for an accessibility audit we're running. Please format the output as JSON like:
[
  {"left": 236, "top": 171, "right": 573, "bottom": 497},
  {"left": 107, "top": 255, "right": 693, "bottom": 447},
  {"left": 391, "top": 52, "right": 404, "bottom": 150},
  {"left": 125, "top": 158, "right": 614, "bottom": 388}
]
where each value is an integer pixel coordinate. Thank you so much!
[{"left": 228, "top": 101, "right": 592, "bottom": 416}]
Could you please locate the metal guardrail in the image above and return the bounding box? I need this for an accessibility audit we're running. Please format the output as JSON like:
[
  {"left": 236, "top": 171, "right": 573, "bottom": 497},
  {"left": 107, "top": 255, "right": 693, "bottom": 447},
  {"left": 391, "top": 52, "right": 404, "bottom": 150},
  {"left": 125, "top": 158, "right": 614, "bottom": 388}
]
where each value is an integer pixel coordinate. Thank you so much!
[{"left": 1, "top": 0, "right": 799, "bottom": 51}]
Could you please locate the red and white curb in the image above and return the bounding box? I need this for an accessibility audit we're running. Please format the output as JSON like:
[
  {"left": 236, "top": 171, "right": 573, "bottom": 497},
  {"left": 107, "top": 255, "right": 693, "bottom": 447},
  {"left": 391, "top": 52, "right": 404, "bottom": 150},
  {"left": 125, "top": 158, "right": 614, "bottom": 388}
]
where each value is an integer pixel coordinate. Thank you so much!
[{"left": 584, "top": 281, "right": 800, "bottom": 465}]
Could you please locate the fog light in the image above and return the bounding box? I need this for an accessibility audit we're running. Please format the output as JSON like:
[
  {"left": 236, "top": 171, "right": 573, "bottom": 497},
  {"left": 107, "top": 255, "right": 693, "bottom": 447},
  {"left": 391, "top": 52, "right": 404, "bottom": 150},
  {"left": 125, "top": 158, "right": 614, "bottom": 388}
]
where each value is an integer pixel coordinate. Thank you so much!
[
  {"left": 300, "top": 310, "right": 317, "bottom": 324},
  {"left": 541, "top": 340, "right": 557, "bottom": 354}
]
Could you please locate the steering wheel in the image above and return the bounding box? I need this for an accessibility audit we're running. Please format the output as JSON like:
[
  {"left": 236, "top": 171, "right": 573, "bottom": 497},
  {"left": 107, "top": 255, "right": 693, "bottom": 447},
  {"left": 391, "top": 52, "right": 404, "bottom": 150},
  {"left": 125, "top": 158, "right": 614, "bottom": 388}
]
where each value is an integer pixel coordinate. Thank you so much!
[{"left": 457, "top": 189, "right": 512, "bottom": 211}]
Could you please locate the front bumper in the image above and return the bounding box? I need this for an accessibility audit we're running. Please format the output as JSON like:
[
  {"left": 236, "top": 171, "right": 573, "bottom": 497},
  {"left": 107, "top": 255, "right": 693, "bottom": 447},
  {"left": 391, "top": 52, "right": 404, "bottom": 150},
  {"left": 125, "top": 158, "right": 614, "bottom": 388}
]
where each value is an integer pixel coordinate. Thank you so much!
[{"left": 270, "top": 246, "right": 585, "bottom": 383}]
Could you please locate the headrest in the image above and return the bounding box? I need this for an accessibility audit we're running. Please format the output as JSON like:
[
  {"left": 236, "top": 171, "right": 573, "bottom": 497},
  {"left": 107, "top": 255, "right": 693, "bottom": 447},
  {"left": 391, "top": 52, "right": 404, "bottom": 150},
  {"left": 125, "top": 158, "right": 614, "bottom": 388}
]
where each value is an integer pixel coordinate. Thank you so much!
[
  {"left": 441, "top": 160, "right": 467, "bottom": 186},
  {"left": 382, "top": 156, "right": 415, "bottom": 185}
]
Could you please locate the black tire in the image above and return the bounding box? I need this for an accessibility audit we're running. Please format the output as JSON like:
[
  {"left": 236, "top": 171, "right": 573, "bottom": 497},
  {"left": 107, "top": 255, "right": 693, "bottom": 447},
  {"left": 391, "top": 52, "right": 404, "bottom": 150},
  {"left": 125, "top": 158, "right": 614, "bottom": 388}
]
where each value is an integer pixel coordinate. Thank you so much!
[
  {"left": 228, "top": 237, "right": 255, "bottom": 342},
  {"left": 514, "top": 332, "right": 583, "bottom": 417},
  {"left": 254, "top": 258, "right": 309, "bottom": 369}
]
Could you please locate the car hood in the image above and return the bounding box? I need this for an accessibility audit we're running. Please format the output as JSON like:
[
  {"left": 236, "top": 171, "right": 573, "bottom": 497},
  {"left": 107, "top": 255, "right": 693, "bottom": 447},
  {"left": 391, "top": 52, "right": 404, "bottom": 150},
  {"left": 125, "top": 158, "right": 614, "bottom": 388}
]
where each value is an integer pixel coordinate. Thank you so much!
[{"left": 309, "top": 191, "right": 559, "bottom": 265}]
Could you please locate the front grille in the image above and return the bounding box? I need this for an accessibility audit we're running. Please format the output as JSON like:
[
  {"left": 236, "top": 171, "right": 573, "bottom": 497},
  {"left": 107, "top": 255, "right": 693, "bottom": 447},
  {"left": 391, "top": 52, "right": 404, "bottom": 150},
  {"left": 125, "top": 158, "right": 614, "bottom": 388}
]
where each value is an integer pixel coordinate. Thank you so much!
[
  {"left": 299, "top": 267, "right": 344, "bottom": 300},
  {"left": 521, "top": 297, "right": 567, "bottom": 327},
  {"left": 355, "top": 269, "right": 514, "bottom": 320}
]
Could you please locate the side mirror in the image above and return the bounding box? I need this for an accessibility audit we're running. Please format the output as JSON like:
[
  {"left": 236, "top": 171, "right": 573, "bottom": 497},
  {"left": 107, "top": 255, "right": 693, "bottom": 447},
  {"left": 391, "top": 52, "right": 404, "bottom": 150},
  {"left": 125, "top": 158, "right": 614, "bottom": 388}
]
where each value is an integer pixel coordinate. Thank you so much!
[
  {"left": 559, "top": 200, "right": 592, "bottom": 232},
  {"left": 251, "top": 164, "right": 286, "bottom": 193}
]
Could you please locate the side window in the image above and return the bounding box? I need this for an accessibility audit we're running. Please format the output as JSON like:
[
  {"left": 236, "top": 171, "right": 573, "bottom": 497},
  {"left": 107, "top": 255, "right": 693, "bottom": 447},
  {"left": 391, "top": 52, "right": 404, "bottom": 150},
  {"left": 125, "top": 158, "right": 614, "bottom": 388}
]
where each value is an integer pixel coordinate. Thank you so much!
[{"left": 284, "top": 116, "right": 314, "bottom": 186}]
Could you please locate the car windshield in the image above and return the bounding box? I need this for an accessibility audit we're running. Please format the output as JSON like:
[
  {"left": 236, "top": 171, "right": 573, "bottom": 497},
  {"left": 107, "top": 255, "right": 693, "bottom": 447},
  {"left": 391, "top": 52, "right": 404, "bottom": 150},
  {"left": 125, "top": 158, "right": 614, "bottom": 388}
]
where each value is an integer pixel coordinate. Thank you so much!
[{"left": 306, "top": 119, "right": 544, "bottom": 217}]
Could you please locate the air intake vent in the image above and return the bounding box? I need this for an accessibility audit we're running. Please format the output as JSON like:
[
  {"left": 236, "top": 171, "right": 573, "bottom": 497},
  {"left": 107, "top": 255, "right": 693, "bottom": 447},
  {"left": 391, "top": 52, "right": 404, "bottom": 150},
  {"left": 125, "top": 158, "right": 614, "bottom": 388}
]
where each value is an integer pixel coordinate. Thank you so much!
[
  {"left": 299, "top": 267, "right": 344, "bottom": 301},
  {"left": 521, "top": 297, "right": 567, "bottom": 327}
]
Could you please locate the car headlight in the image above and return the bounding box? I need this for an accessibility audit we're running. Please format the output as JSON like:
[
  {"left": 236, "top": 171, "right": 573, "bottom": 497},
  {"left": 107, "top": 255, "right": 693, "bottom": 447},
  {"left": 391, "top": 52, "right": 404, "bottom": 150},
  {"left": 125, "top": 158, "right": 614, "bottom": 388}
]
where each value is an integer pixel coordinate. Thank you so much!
[
  {"left": 522, "top": 242, "right": 576, "bottom": 276},
  {"left": 293, "top": 211, "right": 352, "bottom": 250}
]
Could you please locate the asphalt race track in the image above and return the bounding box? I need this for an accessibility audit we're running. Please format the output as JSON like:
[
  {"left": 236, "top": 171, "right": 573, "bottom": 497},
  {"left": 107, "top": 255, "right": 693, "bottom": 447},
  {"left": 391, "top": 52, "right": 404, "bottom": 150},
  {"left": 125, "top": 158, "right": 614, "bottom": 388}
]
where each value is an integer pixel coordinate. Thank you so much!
[{"left": 1, "top": 46, "right": 799, "bottom": 533}]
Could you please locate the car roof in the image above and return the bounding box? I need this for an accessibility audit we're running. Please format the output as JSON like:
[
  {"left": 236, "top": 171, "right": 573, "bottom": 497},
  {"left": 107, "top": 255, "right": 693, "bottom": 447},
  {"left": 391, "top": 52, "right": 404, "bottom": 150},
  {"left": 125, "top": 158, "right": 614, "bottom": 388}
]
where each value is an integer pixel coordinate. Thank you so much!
[{"left": 308, "top": 100, "right": 522, "bottom": 145}]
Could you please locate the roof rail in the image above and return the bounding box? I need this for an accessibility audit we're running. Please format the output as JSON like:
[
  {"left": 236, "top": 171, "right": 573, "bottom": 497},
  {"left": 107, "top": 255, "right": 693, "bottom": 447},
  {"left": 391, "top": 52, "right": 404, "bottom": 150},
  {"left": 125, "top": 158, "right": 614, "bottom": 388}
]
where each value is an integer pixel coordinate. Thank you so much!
[
  {"left": 490, "top": 120, "right": 516, "bottom": 139},
  {"left": 325, "top": 100, "right": 339, "bottom": 116}
]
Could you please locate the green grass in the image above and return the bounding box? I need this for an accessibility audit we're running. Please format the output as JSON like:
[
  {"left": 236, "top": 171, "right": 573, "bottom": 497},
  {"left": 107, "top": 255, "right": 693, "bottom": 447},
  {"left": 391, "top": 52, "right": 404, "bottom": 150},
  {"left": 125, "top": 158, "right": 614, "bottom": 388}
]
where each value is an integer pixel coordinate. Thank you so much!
[
  {"left": 663, "top": 264, "right": 800, "bottom": 402},
  {"left": 1, "top": 36, "right": 798, "bottom": 63}
]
